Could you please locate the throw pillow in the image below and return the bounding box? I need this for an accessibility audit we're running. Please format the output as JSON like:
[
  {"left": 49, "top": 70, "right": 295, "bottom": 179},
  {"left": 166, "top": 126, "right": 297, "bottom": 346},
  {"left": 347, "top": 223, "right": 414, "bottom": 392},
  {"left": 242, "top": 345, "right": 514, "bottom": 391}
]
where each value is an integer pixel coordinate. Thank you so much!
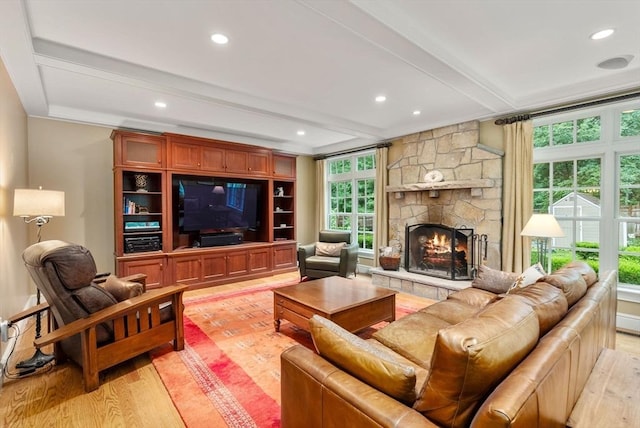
[
  {"left": 101, "top": 274, "right": 144, "bottom": 301},
  {"left": 507, "top": 263, "right": 546, "bottom": 292},
  {"left": 471, "top": 264, "right": 519, "bottom": 294},
  {"left": 309, "top": 315, "right": 417, "bottom": 404},
  {"left": 315, "top": 241, "right": 346, "bottom": 257}
]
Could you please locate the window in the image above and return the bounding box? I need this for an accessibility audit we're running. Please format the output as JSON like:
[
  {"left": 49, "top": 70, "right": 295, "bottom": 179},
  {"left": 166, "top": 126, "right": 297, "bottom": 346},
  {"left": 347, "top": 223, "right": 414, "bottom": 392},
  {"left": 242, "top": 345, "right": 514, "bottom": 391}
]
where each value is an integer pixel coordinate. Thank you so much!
[
  {"left": 327, "top": 152, "right": 376, "bottom": 254},
  {"left": 533, "top": 101, "right": 640, "bottom": 287}
]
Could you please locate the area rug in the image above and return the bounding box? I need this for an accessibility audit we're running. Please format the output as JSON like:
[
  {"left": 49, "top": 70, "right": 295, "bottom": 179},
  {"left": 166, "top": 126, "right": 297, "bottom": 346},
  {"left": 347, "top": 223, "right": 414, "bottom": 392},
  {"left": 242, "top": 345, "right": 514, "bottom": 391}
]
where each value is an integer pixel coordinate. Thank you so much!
[{"left": 150, "top": 280, "right": 434, "bottom": 428}]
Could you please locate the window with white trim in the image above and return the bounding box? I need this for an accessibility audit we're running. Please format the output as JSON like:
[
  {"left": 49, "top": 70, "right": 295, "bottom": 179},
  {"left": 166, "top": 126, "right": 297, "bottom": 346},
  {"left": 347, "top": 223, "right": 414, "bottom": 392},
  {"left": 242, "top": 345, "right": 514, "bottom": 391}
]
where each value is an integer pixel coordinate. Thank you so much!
[
  {"left": 533, "top": 101, "right": 640, "bottom": 287},
  {"left": 326, "top": 151, "right": 376, "bottom": 255}
]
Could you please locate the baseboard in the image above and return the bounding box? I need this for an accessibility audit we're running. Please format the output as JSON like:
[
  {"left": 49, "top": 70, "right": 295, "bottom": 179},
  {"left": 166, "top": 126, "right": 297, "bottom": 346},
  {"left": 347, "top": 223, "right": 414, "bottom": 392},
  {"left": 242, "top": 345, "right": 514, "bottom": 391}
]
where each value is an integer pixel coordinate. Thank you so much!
[{"left": 616, "top": 312, "right": 640, "bottom": 335}]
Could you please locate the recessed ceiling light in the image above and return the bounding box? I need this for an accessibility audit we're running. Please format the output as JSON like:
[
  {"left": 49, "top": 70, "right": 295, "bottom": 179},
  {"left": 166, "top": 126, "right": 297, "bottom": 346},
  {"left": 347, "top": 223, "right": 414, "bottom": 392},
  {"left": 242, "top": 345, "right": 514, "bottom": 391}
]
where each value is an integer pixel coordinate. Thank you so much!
[
  {"left": 412, "top": 110, "right": 421, "bottom": 116},
  {"left": 154, "top": 101, "right": 167, "bottom": 108},
  {"left": 590, "top": 29, "right": 614, "bottom": 40},
  {"left": 375, "top": 95, "right": 386, "bottom": 103},
  {"left": 296, "top": 130, "right": 305, "bottom": 136},
  {"left": 211, "top": 33, "right": 229, "bottom": 44}
]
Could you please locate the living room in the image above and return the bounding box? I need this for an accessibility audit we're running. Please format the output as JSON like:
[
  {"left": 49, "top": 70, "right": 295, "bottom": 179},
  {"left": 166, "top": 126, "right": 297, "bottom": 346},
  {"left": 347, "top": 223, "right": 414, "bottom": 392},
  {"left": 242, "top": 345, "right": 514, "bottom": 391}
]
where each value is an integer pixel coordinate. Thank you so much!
[{"left": 1, "top": 1, "right": 639, "bottom": 427}]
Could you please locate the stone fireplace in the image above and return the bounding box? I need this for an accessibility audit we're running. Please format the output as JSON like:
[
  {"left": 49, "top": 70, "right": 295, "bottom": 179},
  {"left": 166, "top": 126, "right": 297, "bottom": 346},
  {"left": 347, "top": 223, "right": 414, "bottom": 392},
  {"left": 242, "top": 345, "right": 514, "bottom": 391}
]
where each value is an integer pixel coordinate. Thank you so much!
[{"left": 372, "top": 120, "right": 503, "bottom": 299}]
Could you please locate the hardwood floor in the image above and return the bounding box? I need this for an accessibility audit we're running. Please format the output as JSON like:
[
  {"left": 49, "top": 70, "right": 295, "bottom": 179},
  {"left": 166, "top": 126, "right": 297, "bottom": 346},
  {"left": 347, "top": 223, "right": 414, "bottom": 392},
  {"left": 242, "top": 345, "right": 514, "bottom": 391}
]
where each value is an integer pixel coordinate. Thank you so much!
[{"left": 1, "top": 272, "right": 638, "bottom": 427}]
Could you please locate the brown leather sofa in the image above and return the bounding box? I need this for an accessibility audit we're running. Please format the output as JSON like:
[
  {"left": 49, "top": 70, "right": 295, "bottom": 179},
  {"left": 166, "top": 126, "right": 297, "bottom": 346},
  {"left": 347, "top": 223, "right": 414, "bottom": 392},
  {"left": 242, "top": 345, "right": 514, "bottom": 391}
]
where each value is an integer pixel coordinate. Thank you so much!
[{"left": 281, "top": 261, "right": 617, "bottom": 428}]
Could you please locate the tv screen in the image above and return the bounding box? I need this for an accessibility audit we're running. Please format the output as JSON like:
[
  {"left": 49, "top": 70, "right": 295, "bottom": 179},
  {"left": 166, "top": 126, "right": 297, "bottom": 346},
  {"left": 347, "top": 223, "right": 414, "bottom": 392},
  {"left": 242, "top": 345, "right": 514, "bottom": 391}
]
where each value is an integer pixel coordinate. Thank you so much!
[{"left": 176, "top": 177, "right": 261, "bottom": 233}]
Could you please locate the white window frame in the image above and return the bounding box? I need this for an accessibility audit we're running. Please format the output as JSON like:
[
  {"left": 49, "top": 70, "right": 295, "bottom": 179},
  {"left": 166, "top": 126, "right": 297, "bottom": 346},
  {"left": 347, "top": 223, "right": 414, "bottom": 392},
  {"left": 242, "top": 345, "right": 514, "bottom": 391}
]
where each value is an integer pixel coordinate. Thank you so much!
[
  {"left": 325, "top": 150, "right": 376, "bottom": 257},
  {"left": 533, "top": 99, "right": 640, "bottom": 297}
]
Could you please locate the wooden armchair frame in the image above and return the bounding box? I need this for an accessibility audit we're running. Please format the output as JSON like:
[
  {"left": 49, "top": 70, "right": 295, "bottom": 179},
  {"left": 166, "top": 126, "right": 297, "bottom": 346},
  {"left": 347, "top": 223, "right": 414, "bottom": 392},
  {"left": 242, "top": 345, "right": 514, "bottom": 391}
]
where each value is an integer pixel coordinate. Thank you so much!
[{"left": 11, "top": 280, "right": 188, "bottom": 392}]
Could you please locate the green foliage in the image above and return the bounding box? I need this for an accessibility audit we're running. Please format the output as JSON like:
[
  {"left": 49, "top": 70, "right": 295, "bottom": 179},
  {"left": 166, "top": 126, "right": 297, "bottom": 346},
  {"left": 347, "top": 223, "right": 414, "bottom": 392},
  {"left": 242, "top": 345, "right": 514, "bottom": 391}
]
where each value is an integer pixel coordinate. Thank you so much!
[
  {"left": 576, "top": 241, "right": 599, "bottom": 261},
  {"left": 621, "top": 110, "right": 640, "bottom": 137},
  {"left": 576, "top": 116, "right": 600, "bottom": 143},
  {"left": 619, "top": 257, "right": 640, "bottom": 284}
]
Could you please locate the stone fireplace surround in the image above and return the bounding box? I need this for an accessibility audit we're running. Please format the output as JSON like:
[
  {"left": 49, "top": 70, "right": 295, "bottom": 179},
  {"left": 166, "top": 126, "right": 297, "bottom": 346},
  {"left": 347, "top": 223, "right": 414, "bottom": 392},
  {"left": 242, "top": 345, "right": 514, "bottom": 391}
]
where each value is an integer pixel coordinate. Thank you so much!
[{"left": 372, "top": 120, "right": 503, "bottom": 300}]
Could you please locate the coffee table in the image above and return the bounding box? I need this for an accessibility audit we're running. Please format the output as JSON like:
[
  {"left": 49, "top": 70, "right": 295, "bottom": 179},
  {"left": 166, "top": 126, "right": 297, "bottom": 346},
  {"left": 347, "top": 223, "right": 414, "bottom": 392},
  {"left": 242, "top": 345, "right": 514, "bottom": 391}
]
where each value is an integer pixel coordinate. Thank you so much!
[{"left": 273, "top": 276, "right": 397, "bottom": 333}]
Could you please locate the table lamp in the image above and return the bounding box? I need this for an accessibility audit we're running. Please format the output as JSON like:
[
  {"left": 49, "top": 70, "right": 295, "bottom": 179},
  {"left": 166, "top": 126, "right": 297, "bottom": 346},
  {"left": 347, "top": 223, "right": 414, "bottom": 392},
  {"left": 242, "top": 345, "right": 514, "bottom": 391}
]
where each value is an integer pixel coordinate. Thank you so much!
[{"left": 520, "top": 213, "right": 564, "bottom": 269}]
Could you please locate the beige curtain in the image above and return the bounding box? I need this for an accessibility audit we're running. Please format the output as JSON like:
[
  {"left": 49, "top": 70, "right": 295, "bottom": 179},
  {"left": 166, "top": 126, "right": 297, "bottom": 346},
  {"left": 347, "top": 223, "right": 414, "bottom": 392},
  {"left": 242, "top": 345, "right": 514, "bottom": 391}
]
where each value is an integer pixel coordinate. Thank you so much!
[
  {"left": 374, "top": 146, "right": 389, "bottom": 267},
  {"left": 501, "top": 120, "right": 534, "bottom": 272},
  {"left": 315, "top": 159, "right": 325, "bottom": 237}
]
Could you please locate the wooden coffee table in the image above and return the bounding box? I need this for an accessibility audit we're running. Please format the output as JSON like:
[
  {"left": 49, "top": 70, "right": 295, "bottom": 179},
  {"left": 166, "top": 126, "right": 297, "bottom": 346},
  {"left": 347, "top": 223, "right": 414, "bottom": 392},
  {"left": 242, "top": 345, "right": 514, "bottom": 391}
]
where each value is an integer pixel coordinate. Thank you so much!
[{"left": 273, "top": 276, "right": 397, "bottom": 333}]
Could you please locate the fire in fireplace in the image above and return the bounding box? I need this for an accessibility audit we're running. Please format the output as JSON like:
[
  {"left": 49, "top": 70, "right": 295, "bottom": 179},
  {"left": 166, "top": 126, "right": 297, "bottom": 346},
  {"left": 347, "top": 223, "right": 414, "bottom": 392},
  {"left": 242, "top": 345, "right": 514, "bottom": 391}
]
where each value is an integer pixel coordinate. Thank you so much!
[{"left": 405, "top": 224, "right": 474, "bottom": 280}]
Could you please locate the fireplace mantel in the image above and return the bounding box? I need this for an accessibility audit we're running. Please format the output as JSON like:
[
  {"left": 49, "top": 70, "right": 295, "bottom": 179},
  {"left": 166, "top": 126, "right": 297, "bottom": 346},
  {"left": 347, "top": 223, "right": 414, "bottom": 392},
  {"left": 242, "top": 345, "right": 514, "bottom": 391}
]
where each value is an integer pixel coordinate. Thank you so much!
[{"left": 385, "top": 179, "right": 494, "bottom": 198}]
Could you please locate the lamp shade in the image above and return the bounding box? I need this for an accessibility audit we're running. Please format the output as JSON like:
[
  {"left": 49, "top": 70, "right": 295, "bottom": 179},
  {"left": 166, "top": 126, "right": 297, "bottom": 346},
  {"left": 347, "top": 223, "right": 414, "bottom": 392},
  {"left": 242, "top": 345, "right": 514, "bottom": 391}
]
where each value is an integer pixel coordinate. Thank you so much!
[
  {"left": 13, "top": 188, "right": 65, "bottom": 217},
  {"left": 520, "top": 214, "right": 564, "bottom": 238}
]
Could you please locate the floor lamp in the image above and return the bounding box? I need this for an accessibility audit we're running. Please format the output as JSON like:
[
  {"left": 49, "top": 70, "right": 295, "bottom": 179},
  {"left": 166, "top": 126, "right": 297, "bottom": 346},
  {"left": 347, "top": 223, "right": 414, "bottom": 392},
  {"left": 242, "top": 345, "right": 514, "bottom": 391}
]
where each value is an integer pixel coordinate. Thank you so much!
[
  {"left": 521, "top": 214, "right": 564, "bottom": 270},
  {"left": 13, "top": 187, "right": 65, "bottom": 370}
]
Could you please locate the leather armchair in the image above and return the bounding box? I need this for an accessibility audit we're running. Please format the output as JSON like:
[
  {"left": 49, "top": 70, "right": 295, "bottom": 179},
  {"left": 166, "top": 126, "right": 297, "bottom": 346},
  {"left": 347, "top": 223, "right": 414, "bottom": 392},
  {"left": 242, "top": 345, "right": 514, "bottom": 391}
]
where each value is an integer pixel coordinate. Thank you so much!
[
  {"left": 18, "top": 240, "right": 187, "bottom": 391},
  {"left": 298, "top": 230, "right": 358, "bottom": 279}
]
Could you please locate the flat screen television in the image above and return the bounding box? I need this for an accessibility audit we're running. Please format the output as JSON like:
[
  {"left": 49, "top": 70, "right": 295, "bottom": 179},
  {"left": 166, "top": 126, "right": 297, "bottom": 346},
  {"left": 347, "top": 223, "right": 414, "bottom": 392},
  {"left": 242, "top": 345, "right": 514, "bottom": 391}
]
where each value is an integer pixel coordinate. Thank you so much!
[{"left": 174, "top": 175, "right": 262, "bottom": 234}]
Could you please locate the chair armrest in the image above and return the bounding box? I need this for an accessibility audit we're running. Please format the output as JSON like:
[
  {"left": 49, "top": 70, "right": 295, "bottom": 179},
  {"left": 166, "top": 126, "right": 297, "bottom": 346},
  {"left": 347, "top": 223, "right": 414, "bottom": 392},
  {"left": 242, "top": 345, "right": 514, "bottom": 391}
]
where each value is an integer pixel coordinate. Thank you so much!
[
  {"left": 339, "top": 243, "right": 359, "bottom": 277},
  {"left": 281, "top": 345, "right": 436, "bottom": 427},
  {"left": 8, "top": 302, "right": 50, "bottom": 325},
  {"left": 297, "top": 244, "right": 316, "bottom": 277},
  {"left": 298, "top": 244, "right": 315, "bottom": 259},
  {"left": 34, "top": 284, "right": 188, "bottom": 348}
]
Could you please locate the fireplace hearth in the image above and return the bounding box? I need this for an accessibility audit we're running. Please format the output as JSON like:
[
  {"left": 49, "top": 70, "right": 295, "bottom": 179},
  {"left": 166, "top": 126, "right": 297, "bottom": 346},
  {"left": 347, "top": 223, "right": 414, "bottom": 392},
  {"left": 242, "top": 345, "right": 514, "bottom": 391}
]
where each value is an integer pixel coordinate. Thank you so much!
[{"left": 405, "top": 224, "right": 474, "bottom": 280}]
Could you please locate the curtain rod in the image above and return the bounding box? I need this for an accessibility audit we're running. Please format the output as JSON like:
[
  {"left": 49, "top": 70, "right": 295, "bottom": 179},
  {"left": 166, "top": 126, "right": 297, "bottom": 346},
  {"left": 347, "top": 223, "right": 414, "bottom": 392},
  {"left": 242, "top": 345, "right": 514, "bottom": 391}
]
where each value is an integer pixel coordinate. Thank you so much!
[
  {"left": 313, "top": 141, "right": 392, "bottom": 161},
  {"left": 494, "top": 90, "right": 640, "bottom": 125}
]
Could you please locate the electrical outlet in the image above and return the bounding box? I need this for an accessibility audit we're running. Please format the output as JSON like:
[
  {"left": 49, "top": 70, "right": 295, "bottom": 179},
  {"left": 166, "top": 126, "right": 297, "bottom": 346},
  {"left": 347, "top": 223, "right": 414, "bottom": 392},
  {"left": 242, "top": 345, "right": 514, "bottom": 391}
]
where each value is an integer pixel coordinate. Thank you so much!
[{"left": 0, "top": 319, "right": 8, "bottom": 342}]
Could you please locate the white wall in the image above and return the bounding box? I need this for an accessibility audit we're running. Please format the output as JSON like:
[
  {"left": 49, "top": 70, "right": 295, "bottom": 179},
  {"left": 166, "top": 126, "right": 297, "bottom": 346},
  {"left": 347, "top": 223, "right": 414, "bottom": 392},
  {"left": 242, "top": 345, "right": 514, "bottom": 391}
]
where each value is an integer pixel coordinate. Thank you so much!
[{"left": 27, "top": 118, "right": 115, "bottom": 272}]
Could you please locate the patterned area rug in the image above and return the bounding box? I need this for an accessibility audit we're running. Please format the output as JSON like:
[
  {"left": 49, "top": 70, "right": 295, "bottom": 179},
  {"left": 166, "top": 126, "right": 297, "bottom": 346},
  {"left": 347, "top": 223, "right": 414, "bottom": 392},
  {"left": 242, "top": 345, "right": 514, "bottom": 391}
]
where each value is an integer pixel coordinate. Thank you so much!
[{"left": 151, "top": 280, "right": 434, "bottom": 428}]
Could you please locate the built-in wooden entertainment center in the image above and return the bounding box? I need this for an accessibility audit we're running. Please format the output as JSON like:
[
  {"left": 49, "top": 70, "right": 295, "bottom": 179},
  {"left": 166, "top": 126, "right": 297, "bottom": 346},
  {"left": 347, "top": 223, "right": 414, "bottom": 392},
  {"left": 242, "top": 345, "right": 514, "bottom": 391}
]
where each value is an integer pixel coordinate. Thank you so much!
[{"left": 112, "top": 130, "right": 297, "bottom": 289}]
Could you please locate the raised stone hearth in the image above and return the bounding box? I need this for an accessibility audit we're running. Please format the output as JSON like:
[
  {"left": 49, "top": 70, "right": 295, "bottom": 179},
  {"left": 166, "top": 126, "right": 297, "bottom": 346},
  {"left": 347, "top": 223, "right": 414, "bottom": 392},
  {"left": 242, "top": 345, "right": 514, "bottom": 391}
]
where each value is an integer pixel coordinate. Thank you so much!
[{"left": 371, "top": 267, "right": 471, "bottom": 301}]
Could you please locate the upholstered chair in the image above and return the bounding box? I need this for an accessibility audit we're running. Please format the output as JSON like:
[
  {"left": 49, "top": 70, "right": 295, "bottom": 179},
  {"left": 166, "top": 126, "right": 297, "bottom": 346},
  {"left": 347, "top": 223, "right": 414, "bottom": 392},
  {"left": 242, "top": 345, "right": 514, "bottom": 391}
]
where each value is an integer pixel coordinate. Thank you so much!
[
  {"left": 297, "top": 230, "right": 358, "bottom": 279},
  {"left": 18, "top": 240, "right": 187, "bottom": 391}
]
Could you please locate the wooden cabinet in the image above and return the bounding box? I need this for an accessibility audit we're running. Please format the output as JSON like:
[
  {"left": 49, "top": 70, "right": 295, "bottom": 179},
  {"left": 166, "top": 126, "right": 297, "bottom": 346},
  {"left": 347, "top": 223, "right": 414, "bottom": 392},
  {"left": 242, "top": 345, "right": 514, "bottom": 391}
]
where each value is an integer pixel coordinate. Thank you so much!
[
  {"left": 273, "top": 154, "right": 296, "bottom": 178},
  {"left": 273, "top": 242, "right": 297, "bottom": 271},
  {"left": 114, "top": 130, "right": 297, "bottom": 290},
  {"left": 117, "top": 256, "right": 166, "bottom": 289},
  {"left": 170, "top": 252, "right": 227, "bottom": 286},
  {"left": 273, "top": 180, "right": 295, "bottom": 242},
  {"left": 168, "top": 135, "right": 271, "bottom": 176},
  {"left": 248, "top": 152, "right": 271, "bottom": 176},
  {"left": 171, "top": 141, "right": 226, "bottom": 172},
  {"left": 112, "top": 131, "right": 165, "bottom": 169}
]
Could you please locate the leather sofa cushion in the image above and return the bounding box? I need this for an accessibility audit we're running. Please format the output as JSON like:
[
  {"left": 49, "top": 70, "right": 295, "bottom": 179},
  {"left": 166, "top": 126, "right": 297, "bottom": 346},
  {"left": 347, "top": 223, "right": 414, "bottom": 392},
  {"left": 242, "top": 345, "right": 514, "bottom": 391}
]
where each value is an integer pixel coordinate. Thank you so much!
[
  {"left": 508, "top": 281, "right": 569, "bottom": 335},
  {"left": 538, "top": 268, "right": 587, "bottom": 306},
  {"left": 101, "top": 275, "right": 144, "bottom": 302},
  {"left": 419, "top": 299, "right": 484, "bottom": 325},
  {"left": 563, "top": 260, "right": 598, "bottom": 287},
  {"left": 304, "top": 255, "right": 340, "bottom": 272},
  {"left": 471, "top": 264, "right": 518, "bottom": 294},
  {"left": 448, "top": 287, "right": 499, "bottom": 307},
  {"left": 414, "top": 297, "right": 539, "bottom": 428},
  {"left": 309, "top": 315, "right": 417, "bottom": 404},
  {"left": 372, "top": 311, "right": 451, "bottom": 368}
]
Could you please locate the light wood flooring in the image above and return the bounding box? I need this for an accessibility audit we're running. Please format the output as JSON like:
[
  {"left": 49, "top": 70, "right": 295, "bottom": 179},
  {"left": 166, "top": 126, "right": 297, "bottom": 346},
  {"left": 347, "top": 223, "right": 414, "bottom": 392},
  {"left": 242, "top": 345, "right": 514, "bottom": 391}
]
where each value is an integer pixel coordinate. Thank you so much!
[{"left": 1, "top": 272, "right": 638, "bottom": 427}]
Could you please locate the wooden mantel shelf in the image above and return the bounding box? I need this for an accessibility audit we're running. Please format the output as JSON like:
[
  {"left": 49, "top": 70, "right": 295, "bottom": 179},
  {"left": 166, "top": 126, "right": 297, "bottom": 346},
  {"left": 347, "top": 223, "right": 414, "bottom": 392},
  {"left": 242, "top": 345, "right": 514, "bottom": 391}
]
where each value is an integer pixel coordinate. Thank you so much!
[{"left": 385, "top": 179, "right": 494, "bottom": 198}]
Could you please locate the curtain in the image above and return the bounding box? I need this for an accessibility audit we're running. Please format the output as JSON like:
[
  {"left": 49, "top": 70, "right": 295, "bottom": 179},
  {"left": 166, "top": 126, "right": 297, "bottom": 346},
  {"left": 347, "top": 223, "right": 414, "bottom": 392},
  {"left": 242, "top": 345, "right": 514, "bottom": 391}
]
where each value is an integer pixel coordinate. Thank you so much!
[
  {"left": 374, "top": 146, "right": 389, "bottom": 267},
  {"left": 315, "top": 159, "right": 326, "bottom": 237},
  {"left": 501, "top": 120, "right": 533, "bottom": 272}
]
